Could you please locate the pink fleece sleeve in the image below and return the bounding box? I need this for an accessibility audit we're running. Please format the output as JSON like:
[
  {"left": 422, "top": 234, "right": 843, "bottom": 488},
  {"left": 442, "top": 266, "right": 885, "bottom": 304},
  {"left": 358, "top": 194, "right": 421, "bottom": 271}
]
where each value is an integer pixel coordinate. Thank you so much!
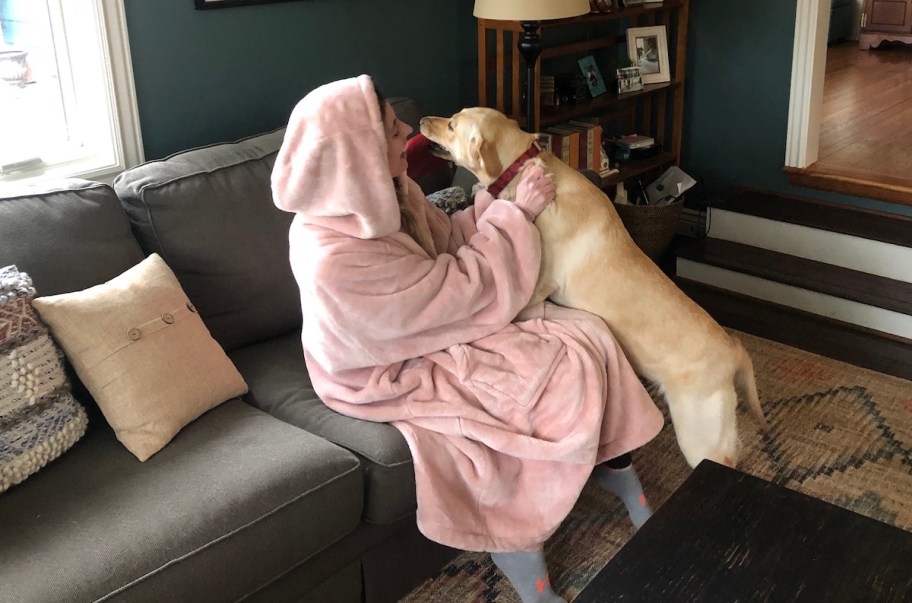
[{"left": 305, "top": 201, "right": 542, "bottom": 370}]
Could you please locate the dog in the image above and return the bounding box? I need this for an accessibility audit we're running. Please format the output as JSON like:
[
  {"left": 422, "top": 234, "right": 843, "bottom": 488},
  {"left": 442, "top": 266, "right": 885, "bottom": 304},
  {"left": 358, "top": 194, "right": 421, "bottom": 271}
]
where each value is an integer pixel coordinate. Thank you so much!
[{"left": 420, "top": 107, "right": 766, "bottom": 468}]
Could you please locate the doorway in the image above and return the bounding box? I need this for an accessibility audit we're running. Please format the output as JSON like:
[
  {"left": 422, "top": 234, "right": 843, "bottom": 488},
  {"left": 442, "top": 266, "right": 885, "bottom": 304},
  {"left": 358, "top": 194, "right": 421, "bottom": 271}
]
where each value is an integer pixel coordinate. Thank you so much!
[{"left": 784, "top": 0, "right": 912, "bottom": 207}]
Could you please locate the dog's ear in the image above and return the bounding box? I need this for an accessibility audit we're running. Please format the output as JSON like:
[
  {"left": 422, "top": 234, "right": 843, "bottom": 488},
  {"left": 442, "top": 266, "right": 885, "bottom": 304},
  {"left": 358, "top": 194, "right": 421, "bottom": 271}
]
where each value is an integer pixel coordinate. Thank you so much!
[{"left": 471, "top": 135, "right": 503, "bottom": 180}]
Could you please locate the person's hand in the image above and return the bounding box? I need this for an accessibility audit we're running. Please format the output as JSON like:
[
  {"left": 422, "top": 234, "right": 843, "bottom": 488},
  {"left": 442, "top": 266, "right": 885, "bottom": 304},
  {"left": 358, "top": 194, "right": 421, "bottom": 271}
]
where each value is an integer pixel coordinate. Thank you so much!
[
  {"left": 473, "top": 187, "right": 496, "bottom": 216},
  {"left": 513, "top": 165, "right": 555, "bottom": 220}
]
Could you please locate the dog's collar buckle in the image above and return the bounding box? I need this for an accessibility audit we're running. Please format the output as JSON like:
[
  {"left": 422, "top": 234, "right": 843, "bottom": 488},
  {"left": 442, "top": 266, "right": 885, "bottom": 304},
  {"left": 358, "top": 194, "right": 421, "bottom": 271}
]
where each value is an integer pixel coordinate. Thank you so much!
[{"left": 485, "top": 143, "right": 541, "bottom": 198}]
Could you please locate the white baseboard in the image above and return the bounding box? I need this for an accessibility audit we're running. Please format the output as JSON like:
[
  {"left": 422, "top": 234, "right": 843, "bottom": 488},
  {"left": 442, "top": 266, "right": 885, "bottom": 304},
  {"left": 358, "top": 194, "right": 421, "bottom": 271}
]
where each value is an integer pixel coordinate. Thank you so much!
[{"left": 708, "top": 209, "right": 912, "bottom": 282}]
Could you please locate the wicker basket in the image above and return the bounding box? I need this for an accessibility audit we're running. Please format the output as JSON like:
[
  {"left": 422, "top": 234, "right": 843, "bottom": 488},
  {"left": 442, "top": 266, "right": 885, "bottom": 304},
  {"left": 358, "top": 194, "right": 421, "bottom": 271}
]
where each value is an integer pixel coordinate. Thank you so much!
[{"left": 612, "top": 199, "right": 685, "bottom": 262}]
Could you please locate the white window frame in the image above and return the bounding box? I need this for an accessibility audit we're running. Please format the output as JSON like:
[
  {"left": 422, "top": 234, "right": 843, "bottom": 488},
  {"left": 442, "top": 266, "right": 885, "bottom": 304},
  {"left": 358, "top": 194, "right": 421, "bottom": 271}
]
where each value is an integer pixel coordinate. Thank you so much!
[{"left": 0, "top": 0, "right": 143, "bottom": 185}]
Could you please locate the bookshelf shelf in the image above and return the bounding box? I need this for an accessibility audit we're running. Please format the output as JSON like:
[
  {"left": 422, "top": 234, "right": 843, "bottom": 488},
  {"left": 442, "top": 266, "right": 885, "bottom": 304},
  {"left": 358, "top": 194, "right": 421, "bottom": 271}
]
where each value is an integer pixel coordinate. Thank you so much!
[
  {"left": 540, "top": 81, "right": 681, "bottom": 129},
  {"left": 600, "top": 151, "right": 677, "bottom": 189},
  {"left": 477, "top": 1, "right": 690, "bottom": 190}
]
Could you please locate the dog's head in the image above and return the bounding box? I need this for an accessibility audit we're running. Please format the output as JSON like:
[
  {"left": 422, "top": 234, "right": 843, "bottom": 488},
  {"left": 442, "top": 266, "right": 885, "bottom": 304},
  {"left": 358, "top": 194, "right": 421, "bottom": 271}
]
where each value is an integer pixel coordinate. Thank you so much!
[{"left": 419, "top": 107, "right": 539, "bottom": 186}]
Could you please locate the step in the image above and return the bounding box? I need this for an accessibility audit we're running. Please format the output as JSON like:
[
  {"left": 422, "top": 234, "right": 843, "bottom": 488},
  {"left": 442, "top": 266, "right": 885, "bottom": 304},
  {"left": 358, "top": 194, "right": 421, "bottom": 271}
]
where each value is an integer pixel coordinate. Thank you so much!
[
  {"left": 710, "top": 188, "right": 912, "bottom": 247},
  {"left": 707, "top": 188, "right": 912, "bottom": 282},
  {"left": 676, "top": 238, "right": 912, "bottom": 340},
  {"left": 675, "top": 279, "right": 912, "bottom": 382},
  {"left": 676, "top": 238, "right": 912, "bottom": 316}
]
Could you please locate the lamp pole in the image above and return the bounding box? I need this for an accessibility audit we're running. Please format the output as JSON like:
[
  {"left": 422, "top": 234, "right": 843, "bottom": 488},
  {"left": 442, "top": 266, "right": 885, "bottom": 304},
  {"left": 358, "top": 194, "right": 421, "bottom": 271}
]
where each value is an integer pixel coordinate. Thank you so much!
[{"left": 517, "top": 21, "right": 542, "bottom": 133}]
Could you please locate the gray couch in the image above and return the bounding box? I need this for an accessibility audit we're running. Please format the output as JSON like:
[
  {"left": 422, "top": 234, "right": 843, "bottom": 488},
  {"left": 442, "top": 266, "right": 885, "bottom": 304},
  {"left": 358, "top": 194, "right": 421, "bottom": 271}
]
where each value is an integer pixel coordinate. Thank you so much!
[{"left": 0, "top": 98, "right": 459, "bottom": 602}]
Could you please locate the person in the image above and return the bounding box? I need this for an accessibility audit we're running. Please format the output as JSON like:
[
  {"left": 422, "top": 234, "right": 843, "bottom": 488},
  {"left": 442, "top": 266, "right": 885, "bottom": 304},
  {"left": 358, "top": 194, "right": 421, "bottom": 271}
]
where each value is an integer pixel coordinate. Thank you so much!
[{"left": 271, "top": 75, "right": 664, "bottom": 603}]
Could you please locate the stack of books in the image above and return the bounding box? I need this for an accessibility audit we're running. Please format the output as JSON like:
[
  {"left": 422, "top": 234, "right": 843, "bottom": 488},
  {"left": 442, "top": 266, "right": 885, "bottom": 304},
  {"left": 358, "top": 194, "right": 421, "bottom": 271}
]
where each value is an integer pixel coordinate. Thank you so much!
[
  {"left": 540, "top": 120, "right": 620, "bottom": 179},
  {"left": 539, "top": 119, "right": 605, "bottom": 174}
]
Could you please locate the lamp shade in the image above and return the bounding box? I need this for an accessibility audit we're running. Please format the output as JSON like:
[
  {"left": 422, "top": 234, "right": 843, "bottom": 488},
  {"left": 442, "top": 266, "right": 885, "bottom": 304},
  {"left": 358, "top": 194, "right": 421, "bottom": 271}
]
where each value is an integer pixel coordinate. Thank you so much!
[{"left": 473, "top": 0, "right": 590, "bottom": 21}]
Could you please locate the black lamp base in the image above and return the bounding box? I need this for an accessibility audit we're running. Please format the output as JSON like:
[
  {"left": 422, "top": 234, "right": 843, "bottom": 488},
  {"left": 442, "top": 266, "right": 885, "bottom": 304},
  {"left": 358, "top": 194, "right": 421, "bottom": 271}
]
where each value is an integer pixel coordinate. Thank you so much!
[{"left": 517, "top": 20, "right": 542, "bottom": 133}]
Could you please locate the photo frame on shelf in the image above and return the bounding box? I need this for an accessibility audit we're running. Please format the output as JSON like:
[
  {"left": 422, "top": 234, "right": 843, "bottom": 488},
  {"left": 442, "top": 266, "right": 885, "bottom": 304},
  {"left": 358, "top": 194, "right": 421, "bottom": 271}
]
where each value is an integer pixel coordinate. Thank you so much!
[
  {"left": 578, "top": 56, "right": 607, "bottom": 98},
  {"left": 616, "top": 66, "right": 644, "bottom": 94},
  {"left": 626, "top": 25, "right": 670, "bottom": 84},
  {"left": 589, "top": 0, "right": 615, "bottom": 12}
]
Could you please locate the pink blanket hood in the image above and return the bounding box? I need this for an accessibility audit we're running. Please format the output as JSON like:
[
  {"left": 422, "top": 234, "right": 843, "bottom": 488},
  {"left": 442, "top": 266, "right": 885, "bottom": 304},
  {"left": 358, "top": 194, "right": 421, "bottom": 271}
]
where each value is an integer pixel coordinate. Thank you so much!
[{"left": 272, "top": 75, "right": 663, "bottom": 552}]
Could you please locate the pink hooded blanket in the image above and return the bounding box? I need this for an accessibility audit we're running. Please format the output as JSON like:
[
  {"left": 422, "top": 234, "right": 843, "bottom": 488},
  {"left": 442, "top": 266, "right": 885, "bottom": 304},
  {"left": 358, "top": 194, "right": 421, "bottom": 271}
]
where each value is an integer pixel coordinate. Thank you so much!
[{"left": 272, "top": 75, "right": 663, "bottom": 552}]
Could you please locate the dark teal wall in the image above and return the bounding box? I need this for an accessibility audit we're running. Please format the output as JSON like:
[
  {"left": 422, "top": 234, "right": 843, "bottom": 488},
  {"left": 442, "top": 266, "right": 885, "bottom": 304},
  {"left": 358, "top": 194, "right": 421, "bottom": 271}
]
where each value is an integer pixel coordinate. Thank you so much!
[
  {"left": 125, "top": 0, "right": 909, "bottom": 216},
  {"left": 683, "top": 0, "right": 911, "bottom": 216},
  {"left": 123, "top": 0, "right": 476, "bottom": 159}
]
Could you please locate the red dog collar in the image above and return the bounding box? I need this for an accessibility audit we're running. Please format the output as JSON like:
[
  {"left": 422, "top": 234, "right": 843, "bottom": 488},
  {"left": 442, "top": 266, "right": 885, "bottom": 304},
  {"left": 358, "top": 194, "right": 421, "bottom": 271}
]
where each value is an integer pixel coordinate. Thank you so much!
[{"left": 485, "top": 142, "right": 541, "bottom": 198}]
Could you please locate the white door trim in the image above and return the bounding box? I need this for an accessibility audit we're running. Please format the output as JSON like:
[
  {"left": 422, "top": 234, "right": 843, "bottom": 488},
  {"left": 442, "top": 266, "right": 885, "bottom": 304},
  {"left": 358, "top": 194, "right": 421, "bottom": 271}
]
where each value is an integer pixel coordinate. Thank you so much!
[{"left": 784, "top": 0, "right": 830, "bottom": 168}]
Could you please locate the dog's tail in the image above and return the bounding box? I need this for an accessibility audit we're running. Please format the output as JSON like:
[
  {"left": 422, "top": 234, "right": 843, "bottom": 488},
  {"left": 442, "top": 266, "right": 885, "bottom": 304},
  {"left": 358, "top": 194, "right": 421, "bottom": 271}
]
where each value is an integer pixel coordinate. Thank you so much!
[{"left": 733, "top": 339, "right": 768, "bottom": 430}]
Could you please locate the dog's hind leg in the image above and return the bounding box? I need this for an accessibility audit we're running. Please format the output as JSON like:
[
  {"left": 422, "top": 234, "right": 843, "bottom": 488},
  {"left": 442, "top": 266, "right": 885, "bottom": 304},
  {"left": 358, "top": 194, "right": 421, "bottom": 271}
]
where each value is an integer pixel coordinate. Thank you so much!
[
  {"left": 665, "top": 386, "right": 740, "bottom": 469},
  {"left": 733, "top": 342, "right": 767, "bottom": 430}
]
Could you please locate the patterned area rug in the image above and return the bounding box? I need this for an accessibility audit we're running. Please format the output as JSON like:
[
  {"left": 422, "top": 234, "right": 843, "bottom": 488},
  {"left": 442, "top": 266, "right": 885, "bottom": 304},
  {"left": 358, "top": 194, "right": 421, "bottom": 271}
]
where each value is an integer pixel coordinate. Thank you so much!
[{"left": 400, "top": 330, "right": 912, "bottom": 602}]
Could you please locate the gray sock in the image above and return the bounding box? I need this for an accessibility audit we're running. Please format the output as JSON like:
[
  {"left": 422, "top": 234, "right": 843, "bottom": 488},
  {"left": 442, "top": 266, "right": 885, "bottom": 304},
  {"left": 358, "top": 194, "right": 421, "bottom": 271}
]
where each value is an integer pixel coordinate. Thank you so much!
[
  {"left": 594, "top": 464, "right": 653, "bottom": 529},
  {"left": 490, "top": 551, "right": 566, "bottom": 603}
]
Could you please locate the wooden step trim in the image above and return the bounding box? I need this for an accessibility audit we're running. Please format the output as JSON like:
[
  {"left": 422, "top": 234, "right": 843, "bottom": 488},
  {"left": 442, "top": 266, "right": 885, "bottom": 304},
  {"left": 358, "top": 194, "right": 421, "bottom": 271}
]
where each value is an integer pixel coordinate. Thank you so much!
[
  {"left": 784, "top": 166, "right": 912, "bottom": 209},
  {"left": 676, "top": 238, "right": 912, "bottom": 316},
  {"left": 675, "top": 278, "right": 912, "bottom": 381},
  {"left": 708, "top": 187, "right": 912, "bottom": 249}
]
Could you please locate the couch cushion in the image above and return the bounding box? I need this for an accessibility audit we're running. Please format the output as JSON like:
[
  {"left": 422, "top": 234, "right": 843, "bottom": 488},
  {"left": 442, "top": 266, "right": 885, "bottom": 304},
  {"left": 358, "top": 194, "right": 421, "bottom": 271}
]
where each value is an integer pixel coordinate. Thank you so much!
[
  {"left": 229, "top": 331, "right": 417, "bottom": 525},
  {"left": 113, "top": 129, "right": 300, "bottom": 352},
  {"left": 0, "top": 179, "right": 145, "bottom": 297},
  {"left": 0, "top": 399, "right": 363, "bottom": 602},
  {"left": 0, "top": 266, "right": 88, "bottom": 492},
  {"left": 33, "top": 254, "right": 248, "bottom": 461}
]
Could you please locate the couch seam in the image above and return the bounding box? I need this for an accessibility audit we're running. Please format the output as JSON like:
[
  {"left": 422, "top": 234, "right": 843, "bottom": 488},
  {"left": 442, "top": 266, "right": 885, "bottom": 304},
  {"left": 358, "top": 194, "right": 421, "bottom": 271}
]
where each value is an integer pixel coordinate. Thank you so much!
[
  {"left": 93, "top": 460, "right": 362, "bottom": 602},
  {"left": 233, "top": 528, "right": 359, "bottom": 602},
  {"left": 317, "top": 433, "right": 413, "bottom": 470},
  {"left": 235, "top": 511, "right": 420, "bottom": 602}
]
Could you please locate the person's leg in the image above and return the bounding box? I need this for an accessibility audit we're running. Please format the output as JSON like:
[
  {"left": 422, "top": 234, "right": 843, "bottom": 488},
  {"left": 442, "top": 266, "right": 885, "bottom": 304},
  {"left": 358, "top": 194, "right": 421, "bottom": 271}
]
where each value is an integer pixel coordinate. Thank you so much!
[
  {"left": 490, "top": 549, "right": 566, "bottom": 603},
  {"left": 593, "top": 453, "right": 652, "bottom": 529}
]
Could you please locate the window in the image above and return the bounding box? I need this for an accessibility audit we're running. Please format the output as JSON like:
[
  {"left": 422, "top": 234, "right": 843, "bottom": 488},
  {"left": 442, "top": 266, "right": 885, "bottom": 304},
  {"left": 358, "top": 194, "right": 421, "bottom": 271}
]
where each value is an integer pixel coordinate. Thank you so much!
[{"left": 0, "top": 0, "right": 142, "bottom": 185}]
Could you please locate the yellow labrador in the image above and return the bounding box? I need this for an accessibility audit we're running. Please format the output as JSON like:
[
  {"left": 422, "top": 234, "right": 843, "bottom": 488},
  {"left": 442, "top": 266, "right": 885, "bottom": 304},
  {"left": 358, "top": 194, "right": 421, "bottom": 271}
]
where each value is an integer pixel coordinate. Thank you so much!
[{"left": 420, "top": 107, "right": 765, "bottom": 468}]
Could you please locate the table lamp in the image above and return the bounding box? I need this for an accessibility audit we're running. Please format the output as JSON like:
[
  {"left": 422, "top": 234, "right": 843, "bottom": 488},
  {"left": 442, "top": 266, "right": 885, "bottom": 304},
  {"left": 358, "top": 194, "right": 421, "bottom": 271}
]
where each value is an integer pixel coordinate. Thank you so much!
[{"left": 473, "top": 0, "right": 591, "bottom": 132}]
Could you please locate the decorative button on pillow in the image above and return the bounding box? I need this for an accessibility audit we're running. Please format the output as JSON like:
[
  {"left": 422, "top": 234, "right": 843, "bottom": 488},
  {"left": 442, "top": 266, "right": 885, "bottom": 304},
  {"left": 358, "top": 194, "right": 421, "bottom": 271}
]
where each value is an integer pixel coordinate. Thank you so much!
[
  {"left": 32, "top": 254, "right": 248, "bottom": 461},
  {"left": 1, "top": 265, "right": 89, "bottom": 492}
]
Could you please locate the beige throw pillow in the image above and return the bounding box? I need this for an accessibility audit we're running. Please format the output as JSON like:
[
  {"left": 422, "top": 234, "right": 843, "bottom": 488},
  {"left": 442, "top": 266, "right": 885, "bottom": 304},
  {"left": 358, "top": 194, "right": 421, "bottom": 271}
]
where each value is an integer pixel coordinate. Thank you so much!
[{"left": 32, "top": 254, "right": 248, "bottom": 461}]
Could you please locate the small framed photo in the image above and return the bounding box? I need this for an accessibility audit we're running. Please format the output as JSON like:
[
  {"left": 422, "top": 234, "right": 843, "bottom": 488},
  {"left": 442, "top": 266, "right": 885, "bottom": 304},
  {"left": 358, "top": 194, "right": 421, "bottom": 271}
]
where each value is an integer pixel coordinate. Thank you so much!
[
  {"left": 626, "top": 26, "right": 670, "bottom": 85},
  {"left": 616, "top": 66, "right": 644, "bottom": 94},
  {"left": 578, "top": 56, "right": 607, "bottom": 98}
]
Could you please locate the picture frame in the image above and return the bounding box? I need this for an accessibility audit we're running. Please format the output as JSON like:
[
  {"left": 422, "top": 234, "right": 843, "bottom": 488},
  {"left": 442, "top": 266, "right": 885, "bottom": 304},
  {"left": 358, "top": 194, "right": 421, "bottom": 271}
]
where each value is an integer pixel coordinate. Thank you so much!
[
  {"left": 626, "top": 25, "right": 670, "bottom": 84},
  {"left": 195, "top": 0, "right": 303, "bottom": 9},
  {"left": 578, "top": 56, "right": 607, "bottom": 98},
  {"left": 616, "top": 66, "right": 644, "bottom": 94}
]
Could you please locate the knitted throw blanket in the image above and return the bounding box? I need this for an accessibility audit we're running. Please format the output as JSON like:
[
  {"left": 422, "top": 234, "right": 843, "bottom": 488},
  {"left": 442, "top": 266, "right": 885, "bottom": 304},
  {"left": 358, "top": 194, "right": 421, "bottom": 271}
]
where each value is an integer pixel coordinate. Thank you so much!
[{"left": 0, "top": 266, "right": 88, "bottom": 492}]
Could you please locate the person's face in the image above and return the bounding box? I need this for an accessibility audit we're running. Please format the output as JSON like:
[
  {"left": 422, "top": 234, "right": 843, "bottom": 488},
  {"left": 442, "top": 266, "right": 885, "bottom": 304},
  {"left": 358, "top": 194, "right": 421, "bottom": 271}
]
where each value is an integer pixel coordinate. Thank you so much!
[{"left": 383, "top": 101, "right": 412, "bottom": 178}]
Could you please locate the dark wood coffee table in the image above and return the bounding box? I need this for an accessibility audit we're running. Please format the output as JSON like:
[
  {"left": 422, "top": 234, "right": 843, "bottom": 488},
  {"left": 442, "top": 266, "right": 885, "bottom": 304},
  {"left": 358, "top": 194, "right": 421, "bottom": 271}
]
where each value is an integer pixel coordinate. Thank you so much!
[{"left": 575, "top": 460, "right": 912, "bottom": 602}]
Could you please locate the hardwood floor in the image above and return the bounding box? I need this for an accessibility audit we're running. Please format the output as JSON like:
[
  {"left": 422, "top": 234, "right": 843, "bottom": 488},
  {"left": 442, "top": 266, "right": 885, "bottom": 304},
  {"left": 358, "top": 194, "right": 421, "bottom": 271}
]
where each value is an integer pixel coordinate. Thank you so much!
[
  {"left": 816, "top": 41, "right": 912, "bottom": 179},
  {"left": 788, "top": 41, "right": 912, "bottom": 205}
]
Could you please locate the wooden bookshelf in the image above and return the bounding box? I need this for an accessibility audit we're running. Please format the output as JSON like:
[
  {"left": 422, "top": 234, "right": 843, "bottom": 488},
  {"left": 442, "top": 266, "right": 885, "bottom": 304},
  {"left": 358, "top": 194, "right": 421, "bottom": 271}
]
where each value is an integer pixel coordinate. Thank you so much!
[{"left": 477, "top": 1, "right": 690, "bottom": 189}]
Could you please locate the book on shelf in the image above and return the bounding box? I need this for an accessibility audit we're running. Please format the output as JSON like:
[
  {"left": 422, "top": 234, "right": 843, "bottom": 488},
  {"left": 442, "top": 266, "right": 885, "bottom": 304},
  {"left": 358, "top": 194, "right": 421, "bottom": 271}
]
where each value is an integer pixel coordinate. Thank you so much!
[
  {"left": 544, "top": 125, "right": 580, "bottom": 169},
  {"left": 540, "top": 75, "right": 557, "bottom": 107},
  {"left": 567, "top": 119, "right": 603, "bottom": 173},
  {"left": 615, "top": 134, "right": 655, "bottom": 150},
  {"left": 616, "top": 134, "right": 655, "bottom": 149},
  {"left": 562, "top": 122, "right": 590, "bottom": 171}
]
